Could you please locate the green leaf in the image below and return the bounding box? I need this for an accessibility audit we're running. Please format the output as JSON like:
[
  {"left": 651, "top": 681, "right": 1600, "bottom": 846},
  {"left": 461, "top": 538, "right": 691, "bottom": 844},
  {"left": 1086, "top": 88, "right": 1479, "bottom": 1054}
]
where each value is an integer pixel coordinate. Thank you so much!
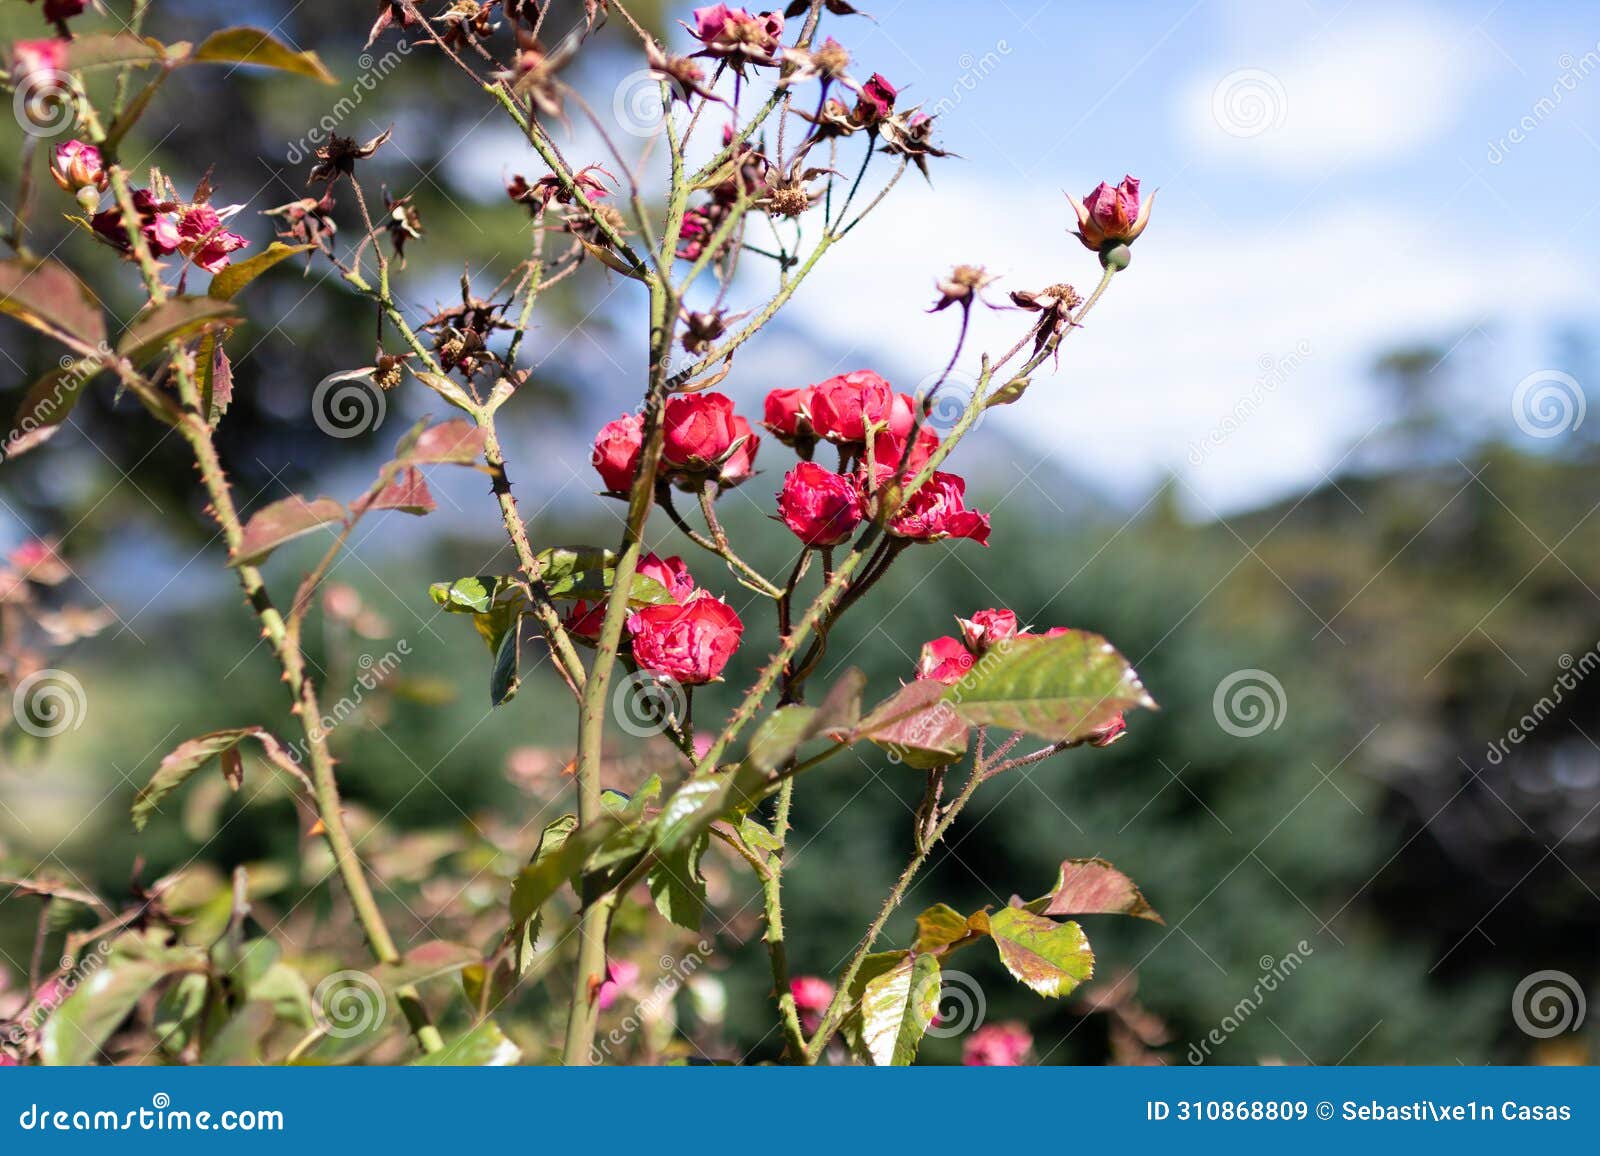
[
  {"left": 508, "top": 814, "right": 577, "bottom": 974},
  {"left": 201, "top": 1001, "right": 276, "bottom": 1065},
  {"left": 850, "top": 680, "right": 968, "bottom": 769},
  {"left": 231, "top": 494, "right": 346, "bottom": 567},
  {"left": 986, "top": 906, "right": 1094, "bottom": 998},
  {"left": 118, "top": 296, "right": 241, "bottom": 363},
  {"left": 536, "top": 546, "right": 674, "bottom": 604},
  {"left": 745, "top": 705, "right": 818, "bottom": 775},
  {"left": 413, "top": 370, "right": 478, "bottom": 414},
  {"left": 1034, "top": 857, "right": 1163, "bottom": 923},
  {"left": 942, "top": 631, "right": 1155, "bottom": 743},
  {"left": 913, "top": 903, "right": 982, "bottom": 953},
  {"left": 429, "top": 575, "right": 522, "bottom": 615},
  {"left": 132, "top": 727, "right": 282, "bottom": 831},
  {"left": 647, "top": 833, "right": 708, "bottom": 931},
  {"left": 0, "top": 257, "right": 105, "bottom": 347},
  {"left": 208, "top": 242, "right": 316, "bottom": 301},
  {"left": 490, "top": 616, "right": 522, "bottom": 706},
  {"left": 151, "top": 972, "right": 208, "bottom": 1057},
  {"left": 411, "top": 1019, "right": 522, "bottom": 1066},
  {"left": 5, "top": 356, "right": 107, "bottom": 459},
  {"left": 193, "top": 27, "right": 336, "bottom": 84},
  {"left": 40, "top": 959, "right": 175, "bottom": 1064},
  {"left": 855, "top": 952, "right": 940, "bottom": 1066},
  {"left": 507, "top": 816, "right": 620, "bottom": 957}
]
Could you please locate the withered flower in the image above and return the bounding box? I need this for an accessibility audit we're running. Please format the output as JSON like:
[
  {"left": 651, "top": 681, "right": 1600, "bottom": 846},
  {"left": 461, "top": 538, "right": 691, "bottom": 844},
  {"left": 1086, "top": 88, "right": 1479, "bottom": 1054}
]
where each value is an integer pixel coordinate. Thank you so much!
[
  {"left": 793, "top": 96, "right": 861, "bottom": 141},
  {"left": 435, "top": 0, "right": 499, "bottom": 49},
  {"left": 507, "top": 163, "right": 614, "bottom": 212},
  {"left": 681, "top": 5, "right": 786, "bottom": 74},
  {"left": 784, "top": 0, "right": 863, "bottom": 15},
  {"left": 931, "top": 264, "right": 998, "bottom": 313},
  {"left": 1010, "top": 283, "right": 1083, "bottom": 361},
  {"left": 756, "top": 155, "right": 833, "bottom": 219},
  {"left": 422, "top": 276, "right": 512, "bottom": 378},
  {"left": 383, "top": 191, "right": 423, "bottom": 264},
  {"left": 264, "top": 193, "right": 338, "bottom": 264},
  {"left": 877, "top": 109, "right": 952, "bottom": 180},
  {"left": 501, "top": 30, "right": 579, "bottom": 122},
  {"left": 780, "top": 37, "right": 854, "bottom": 87},
  {"left": 366, "top": 0, "right": 420, "bottom": 49},
  {"left": 680, "top": 307, "right": 749, "bottom": 355},
  {"left": 373, "top": 350, "right": 414, "bottom": 392},
  {"left": 309, "top": 127, "right": 393, "bottom": 186},
  {"left": 646, "top": 40, "right": 726, "bottom": 108}
]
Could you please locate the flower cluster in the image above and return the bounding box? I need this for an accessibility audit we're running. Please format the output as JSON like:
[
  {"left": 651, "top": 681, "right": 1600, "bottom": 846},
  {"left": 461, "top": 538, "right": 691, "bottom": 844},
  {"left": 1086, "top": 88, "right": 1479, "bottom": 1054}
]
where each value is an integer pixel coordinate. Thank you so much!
[
  {"left": 565, "top": 552, "right": 744, "bottom": 686},
  {"left": 591, "top": 391, "right": 760, "bottom": 496}
]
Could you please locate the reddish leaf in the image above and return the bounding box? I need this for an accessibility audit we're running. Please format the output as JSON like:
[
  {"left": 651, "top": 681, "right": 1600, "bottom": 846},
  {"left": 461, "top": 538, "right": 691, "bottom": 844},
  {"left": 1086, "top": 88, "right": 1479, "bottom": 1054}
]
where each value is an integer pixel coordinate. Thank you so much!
[
  {"left": 842, "top": 680, "right": 968, "bottom": 769},
  {"left": 0, "top": 258, "right": 106, "bottom": 348},
  {"left": 398, "top": 419, "right": 486, "bottom": 466},
  {"left": 133, "top": 726, "right": 306, "bottom": 830},
  {"left": 119, "top": 296, "right": 240, "bottom": 362},
  {"left": 1038, "top": 858, "right": 1163, "bottom": 924},
  {"left": 232, "top": 495, "right": 346, "bottom": 567},
  {"left": 367, "top": 466, "right": 436, "bottom": 516}
]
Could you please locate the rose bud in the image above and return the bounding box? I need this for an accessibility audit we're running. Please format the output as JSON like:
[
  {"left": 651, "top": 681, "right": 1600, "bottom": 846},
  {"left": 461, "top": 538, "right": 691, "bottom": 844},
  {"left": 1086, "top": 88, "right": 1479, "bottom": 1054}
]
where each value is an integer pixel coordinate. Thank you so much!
[
  {"left": 1086, "top": 712, "right": 1128, "bottom": 748},
  {"left": 592, "top": 412, "right": 644, "bottom": 493},
  {"left": 778, "top": 461, "right": 864, "bottom": 546},
  {"left": 763, "top": 386, "right": 816, "bottom": 447},
  {"left": 790, "top": 975, "right": 834, "bottom": 1031},
  {"left": 626, "top": 592, "right": 745, "bottom": 685},
  {"left": 49, "top": 140, "right": 105, "bottom": 196},
  {"left": 662, "top": 392, "right": 739, "bottom": 473},
  {"left": 915, "top": 635, "right": 975, "bottom": 684},
  {"left": 638, "top": 553, "right": 696, "bottom": 601},
  {"left": 1068, "top": 175, "right": 1154, "bottom": 263},
  {"left": 718, "top": 414, "right": 760, "bottom": 488},
  {"left": 853, "top": 72, "right": 897, "bottom": 126},
  {"left": 809, "top": 369, "right": 896, "bottom": 445},
  {"left": 888, "top": 471, "right": 991, "bottom": 545},
  {"left": 956, "top": 608, "right": 1018, "bottom": 653},
  {"left": 11, "top": 39, "right": 67, "bottom": 80},
  {"left": 963, "top": 1022, "right": 1033, "bottom": 1067}
]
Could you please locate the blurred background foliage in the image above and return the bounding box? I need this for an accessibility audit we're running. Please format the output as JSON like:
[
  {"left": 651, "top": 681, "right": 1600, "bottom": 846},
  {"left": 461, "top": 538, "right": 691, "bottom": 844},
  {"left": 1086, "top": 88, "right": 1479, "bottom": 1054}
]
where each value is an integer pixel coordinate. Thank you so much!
[{"left": 2, "top": 1, "right": 1598, "bottom": 1065}]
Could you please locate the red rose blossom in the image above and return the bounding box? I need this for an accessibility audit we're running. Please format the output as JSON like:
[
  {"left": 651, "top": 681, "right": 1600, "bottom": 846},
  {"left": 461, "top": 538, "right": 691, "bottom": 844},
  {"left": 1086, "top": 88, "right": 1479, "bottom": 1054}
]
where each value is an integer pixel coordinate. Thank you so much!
[
  {"left": 718, "top": 414, "right": 760, "bottom": 488},
  {"left": 888, "top": 471, "right": 990, "bottom": 545},
  {"left": 777, "top": 461, "right": 864, "bottom": 546},
  {"left": 177, "top": 204, "right": 249, "bottom": 274},
  {"left": 854, "top": 73, "right": 898, "bottom": 125},
  {"left": 957, "top": 608, "right": 1018, "bottom": 652},
  {"left": 592, "top": 412, "right": 644, "bottom": 493},
  {"left": 626, "top": 592, "right": 744, "bottom": 684},
  {"left": 681, "top": 4, "right": 784, "bottom": 72},
  {"left": 49, "top": 140, "right": 105, "bottom": 195},
  {"left": 662, "top": 392, "right": 739, "bottom": 473},
  {"left": 809, "top": 369, "right": 900, "bottom": 445},
  {"left": 915, "top": 635, "right": 975, "bottom": 684},
  {"left": 763, "top": 386, "right": 816, "bottom": 445},
  {"left": 91, "top": 189, "right": 180, "bottom": 258}
]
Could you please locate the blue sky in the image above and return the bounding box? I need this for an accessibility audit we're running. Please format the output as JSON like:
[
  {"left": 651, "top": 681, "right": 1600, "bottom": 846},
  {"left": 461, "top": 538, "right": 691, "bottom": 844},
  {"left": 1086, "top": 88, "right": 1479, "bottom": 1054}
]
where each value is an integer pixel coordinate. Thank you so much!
[{"left": 729, "top": 0, "right": 1600, "bottom": 510}]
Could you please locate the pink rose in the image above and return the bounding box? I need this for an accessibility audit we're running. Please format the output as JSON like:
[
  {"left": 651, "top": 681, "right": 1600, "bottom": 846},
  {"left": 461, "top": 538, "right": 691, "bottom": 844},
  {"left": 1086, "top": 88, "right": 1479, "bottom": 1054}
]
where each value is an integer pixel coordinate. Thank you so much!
[
  {"left": 177, "top": 204, "right": 249, "bottom": 274},
  {"left": 662, "top": 392, "right": 738, "bottom": 472},
  {"left": 809, "top": 369, "right": 897, "bottom": 445},
  {"left": 592, "top": 412, "right": 644, "bottom": 493},
  {"left": 90, "top": 189, "right": 181, "bottom": 258},
  {"left": 682, "top": 5, "right": 784, "bottom": 70},
  {"left": 626, "top": 592, "right": 744, "bottom": 684},
  {"left": 11, "top": 39, "right": 67, "bottom": 79},
  {"left": 790, "top": 975, "right": 834, "bottom": 1014},
  {"left": 854, "top": 73, "right": 897, "bottom": 125},
  {"left": 49, "top": 140, "right": 104, "bottom": 194},
  {"left": 962, "top": 1021, "right": 1033, "bottom": 1066},
  {"left": 777, "top": 461, "right": 864, "bottom": 546},
  {"left": 597, "top": 958, "right": 641, "bottom": 1011},
  {"left": 915, "top": 635, "right": 975, "bottom": 684},
  {"left": 957, "top": 608, "right": 1018, "bottom": 653},
  {"left": 888, "top": 471, "right": 990, "bottom": 545},
  {"left": 1068, "top": 174, "right": 1154, "bottom": 252}
]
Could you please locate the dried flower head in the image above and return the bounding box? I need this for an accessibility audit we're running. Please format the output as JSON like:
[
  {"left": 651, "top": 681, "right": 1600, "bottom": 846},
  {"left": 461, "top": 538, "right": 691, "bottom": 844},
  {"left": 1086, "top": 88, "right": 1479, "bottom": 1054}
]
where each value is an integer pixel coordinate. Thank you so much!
[
  {"left": 309, "top": 127, "right": 392, "bottom": 185},
  {"left": 931, "top": 264, "right": 997, "bottom": 313}
]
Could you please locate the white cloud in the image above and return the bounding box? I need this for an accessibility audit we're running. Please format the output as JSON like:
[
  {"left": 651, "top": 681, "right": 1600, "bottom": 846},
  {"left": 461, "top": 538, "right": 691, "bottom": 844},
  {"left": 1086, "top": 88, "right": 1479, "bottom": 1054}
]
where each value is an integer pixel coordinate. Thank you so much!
[
  {"left": 769, "top": 173, "right": 1593, "bottom": 513},
  {"left": 1177, "top": 11, "right": 1487, "bottom": 176}
]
